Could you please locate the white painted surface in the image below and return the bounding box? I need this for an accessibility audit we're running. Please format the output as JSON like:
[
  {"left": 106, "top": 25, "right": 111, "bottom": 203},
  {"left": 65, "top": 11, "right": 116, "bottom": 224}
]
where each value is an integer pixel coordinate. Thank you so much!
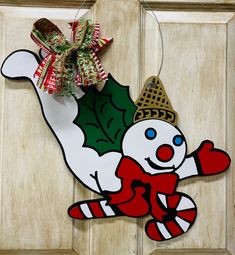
[{"left": 1, "top": 50, "right": 122, "bottom": 193}]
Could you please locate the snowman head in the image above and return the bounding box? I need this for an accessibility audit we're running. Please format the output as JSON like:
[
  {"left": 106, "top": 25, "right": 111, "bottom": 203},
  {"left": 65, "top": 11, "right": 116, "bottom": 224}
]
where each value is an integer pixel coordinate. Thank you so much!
[{"left": 122, "top": 119, "right": 187, "bottom": 175}]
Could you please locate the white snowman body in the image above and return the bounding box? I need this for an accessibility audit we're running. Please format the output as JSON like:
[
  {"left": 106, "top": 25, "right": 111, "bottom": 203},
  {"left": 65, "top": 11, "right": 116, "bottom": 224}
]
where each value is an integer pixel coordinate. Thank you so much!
[{"left": 1, "top": 50, "right": 199, "bottom": 195}]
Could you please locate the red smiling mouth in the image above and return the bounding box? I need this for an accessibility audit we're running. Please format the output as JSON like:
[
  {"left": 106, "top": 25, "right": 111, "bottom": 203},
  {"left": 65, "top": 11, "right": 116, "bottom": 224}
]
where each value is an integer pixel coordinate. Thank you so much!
[{"left": 145, "top": 157, "right": 175, "bottom": 171}]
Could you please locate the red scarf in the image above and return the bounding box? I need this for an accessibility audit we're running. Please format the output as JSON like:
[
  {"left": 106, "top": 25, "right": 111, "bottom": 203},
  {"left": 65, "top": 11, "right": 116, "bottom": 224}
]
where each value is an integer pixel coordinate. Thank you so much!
[{"left": 108, "top": 157, "right": 179, "bottom": 220}]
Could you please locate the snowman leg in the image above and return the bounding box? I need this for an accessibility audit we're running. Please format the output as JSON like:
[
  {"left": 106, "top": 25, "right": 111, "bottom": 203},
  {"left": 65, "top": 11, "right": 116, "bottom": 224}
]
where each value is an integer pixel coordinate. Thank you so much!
[
  {"left": 69, "top": 186, "right": 150, "bottom": 219},
  {"left": 68, "top": 198, "right": 124, "bottom": 219},
  {"left": 146, "top": 193, "right": 197, "bottom": 241}
]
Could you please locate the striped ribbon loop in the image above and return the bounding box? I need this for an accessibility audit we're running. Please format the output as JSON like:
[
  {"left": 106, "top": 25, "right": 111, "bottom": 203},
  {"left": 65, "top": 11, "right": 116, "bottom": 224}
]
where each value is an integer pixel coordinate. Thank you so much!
[{"left": 31, "top": 18, "right": 112, "bottom": 96}]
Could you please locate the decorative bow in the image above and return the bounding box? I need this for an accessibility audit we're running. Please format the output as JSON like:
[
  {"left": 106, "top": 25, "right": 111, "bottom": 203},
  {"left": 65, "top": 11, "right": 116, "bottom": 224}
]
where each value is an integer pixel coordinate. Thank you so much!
[{"left": 31, "top": 18, "right": 112, "bottom": 96}]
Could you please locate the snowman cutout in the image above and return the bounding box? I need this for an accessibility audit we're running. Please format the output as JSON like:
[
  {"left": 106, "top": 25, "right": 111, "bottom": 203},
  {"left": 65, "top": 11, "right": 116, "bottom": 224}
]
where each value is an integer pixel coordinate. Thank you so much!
[
  {"left": 69, "top": 76, "right": 231, "bottom": 241},
  {"left": 1, "top": 50, "right": 231, "bottom": 242}
]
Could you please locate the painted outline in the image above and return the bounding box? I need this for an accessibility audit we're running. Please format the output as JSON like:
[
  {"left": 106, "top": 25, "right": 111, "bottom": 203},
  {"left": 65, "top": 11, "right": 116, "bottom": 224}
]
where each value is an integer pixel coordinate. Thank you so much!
[
  {"left": 0, "top": 50, "right": 231, "bottom": 242},
  {"left": 0, "top": 49, "right": 111, "bottom": 196}
]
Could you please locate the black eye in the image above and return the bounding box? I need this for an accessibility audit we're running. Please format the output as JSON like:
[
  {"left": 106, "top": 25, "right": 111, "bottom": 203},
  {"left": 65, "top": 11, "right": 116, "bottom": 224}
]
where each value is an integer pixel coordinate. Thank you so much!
[
  {"left": 145, "top": 128, "right": 157, "bottom": 140},
  {"left": 173, "top": 135, "right": 184, "bottom": 146}
]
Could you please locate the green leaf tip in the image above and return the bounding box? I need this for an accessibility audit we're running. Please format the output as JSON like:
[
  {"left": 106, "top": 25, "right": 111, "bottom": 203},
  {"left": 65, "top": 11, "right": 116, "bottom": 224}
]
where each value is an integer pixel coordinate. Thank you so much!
[{"left": 74, "top": 74, "right": 137, "bottom": 155}]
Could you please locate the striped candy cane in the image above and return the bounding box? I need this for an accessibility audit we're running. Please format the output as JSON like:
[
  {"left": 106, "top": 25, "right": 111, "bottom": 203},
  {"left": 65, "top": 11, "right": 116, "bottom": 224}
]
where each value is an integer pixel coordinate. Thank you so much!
[
  {"left": 146, "top": 192, "right": 197, "bottom": 241},
  {"left": 68, "top": 199, "right": 123, "bottom": 219}
]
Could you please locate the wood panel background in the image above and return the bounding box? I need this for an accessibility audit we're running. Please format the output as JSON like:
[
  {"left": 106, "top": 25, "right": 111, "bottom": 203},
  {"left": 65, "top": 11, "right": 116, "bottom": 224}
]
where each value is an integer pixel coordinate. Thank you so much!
[{"left": 0, "top": 0, "right": 234, "bottom": 254}]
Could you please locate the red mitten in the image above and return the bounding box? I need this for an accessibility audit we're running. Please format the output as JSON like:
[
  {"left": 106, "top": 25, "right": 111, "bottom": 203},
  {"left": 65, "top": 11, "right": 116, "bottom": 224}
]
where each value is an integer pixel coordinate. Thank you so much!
[{"left": 195, "top": 140, "right": 231, "bottom": 176}]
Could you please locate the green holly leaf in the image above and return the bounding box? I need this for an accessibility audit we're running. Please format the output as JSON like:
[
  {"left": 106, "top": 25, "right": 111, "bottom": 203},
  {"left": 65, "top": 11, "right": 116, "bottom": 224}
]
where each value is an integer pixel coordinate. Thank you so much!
[{"left": 74, "top": 74, "right": 137, "bottom": 155}]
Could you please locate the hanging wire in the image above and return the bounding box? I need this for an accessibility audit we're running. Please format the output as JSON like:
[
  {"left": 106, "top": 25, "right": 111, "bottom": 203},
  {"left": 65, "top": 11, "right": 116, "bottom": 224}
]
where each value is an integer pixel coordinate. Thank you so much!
[
  {"left": 70, "top": 0, "right": 88, "bottom": 43},
  {"left": 139, "top": 0, "right": 164, "bottom": 76},
  {"left": 70, "top": 0, "right": 164, "bottom": 76}
]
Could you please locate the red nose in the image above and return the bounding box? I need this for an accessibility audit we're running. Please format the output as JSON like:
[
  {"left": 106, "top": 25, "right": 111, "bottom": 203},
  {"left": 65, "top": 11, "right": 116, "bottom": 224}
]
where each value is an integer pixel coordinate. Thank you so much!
[{"left": 156, "top": 145, "right": 174, "bottom": 162}]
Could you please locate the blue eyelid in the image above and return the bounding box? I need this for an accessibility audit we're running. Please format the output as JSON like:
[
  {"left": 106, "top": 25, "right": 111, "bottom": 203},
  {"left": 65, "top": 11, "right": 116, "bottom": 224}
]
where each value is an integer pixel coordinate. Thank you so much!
[
  {"left": 173, "top": 135, "right": 184, "bottom": 146},
  {"left": 145, "top": 128, "right": 157, "bottom": 140}
]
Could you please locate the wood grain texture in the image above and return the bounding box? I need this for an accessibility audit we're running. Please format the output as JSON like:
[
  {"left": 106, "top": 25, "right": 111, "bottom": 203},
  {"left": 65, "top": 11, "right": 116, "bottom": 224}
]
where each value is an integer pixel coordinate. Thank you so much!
[
  {"left": 72, "top": 8, "right": 92, "bottom": 255},
  {"left": 0, "top": 7, "right": 87, "bottom": 250},
  {"left": 0, "top": 249, "right": 232, "bottom": 255},
  {"left": 145, "top": 2, "right": 235, "bottom": 11},
  {"left": 77, "top": 1, "right": 140, "bottom": 255},
  {"left": 155, "top": 11, "right": 234, "bottom": 23},
  {"left": 226, "top": 14, "right": 235, "bottom": 255},
  {"left": 2, "top": 0, "right": 235, "bottom": 10},
  {"left": 0, "top": 250, "right": 77, "bottom": 255},
  {"left": 0, "top": 1, "right": 233, "bottom": 254},
  {"left": 2, "top": 0, "right": 235, "bottom": 11},
  {"left": 149, "top": 249, "right": 231, "bottom": 255},
  {"left": 147, "top": 0, "right": 235, "bottom": 3},
  {"left": 0, "top": 0, "right": 95, "bottom": 8},
  {"left": 93, "top": 0, "right": 140, "bottom": 100},
  {"left": 141, "top": 10, "right": 227, "bottom": 254},
  {"left": 0, "top": 11, "right": 5, "bottom": 250},
  {"left": 72, "top": 193, "right": 90, "bottom": 255},
  {"left": 0, "top": 6, "right": 87, "bottom": 20}
]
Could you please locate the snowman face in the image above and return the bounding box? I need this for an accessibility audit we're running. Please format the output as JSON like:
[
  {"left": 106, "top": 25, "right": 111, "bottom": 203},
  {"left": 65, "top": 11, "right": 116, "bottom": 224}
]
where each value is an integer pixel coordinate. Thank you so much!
[{"left": 122, "top": 119, "right": 187, "bottom": 175}]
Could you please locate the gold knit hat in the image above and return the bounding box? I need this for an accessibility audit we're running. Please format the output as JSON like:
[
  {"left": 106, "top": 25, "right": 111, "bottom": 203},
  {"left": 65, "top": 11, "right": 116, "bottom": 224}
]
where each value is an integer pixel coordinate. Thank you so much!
[{"left": 134, "top": 76, "right": 178, "bottom": 126}]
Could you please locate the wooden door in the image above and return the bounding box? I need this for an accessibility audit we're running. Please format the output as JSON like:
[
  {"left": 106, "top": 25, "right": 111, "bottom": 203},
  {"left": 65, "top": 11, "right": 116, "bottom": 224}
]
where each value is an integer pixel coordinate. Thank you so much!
[{"left": 0, "top": 0, "right": 234, "bottom": 254}]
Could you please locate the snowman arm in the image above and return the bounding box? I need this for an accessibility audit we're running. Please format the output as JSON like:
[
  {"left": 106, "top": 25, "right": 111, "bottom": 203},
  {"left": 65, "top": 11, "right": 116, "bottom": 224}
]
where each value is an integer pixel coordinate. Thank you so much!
[
  {"left": 176, "top": 140, "right": 231, "bottom": 180},
  {"left": 175, "top": 156, "right": 199, "bottom": 180}
]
